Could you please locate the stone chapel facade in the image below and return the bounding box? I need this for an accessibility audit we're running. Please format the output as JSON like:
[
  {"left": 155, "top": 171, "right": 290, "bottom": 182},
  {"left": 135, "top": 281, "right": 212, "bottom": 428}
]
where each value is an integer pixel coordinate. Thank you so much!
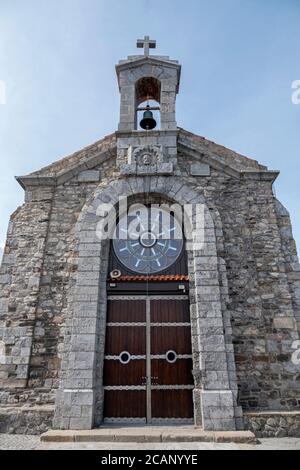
[{"left": 0, "top": 39, "right": 300, "bottom": 436}]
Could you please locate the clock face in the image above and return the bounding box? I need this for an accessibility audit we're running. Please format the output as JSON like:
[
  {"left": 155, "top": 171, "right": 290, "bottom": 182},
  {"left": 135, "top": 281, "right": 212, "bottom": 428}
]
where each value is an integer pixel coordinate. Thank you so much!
[{"left": 113, "top": 208, "right": 183, "bottom": 274}]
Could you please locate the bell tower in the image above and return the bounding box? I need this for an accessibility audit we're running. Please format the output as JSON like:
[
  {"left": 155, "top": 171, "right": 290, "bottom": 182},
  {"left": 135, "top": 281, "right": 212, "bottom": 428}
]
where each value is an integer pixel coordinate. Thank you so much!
[{"left": 115, "top": 36, "right": 181, "bottom": 174}]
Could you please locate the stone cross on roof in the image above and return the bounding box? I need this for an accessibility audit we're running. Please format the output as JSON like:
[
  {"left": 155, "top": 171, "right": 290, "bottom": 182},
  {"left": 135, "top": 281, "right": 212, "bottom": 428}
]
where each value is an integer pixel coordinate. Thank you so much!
[{"left": 137, "top": 35, "right": 156, "bottom": 56}]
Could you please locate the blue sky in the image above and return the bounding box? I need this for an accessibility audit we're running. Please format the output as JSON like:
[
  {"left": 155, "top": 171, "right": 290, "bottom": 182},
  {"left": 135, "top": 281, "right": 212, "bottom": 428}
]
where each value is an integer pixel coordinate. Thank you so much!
[{"left": 0, "top": 0, "right": 299, "bottom": 259}]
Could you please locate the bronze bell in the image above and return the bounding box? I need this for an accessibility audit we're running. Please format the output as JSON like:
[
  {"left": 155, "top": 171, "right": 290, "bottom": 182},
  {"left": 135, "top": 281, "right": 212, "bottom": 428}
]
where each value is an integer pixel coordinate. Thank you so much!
[{"left": 140, "top": 105, "right": 157, "bottom": 130}]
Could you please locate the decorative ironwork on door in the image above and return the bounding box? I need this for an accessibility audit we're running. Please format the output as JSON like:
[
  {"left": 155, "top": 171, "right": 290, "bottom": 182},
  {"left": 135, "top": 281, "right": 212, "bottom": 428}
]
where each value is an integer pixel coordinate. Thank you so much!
[{"left": 103, "top": 295, "right": 194, "bottom": 425}]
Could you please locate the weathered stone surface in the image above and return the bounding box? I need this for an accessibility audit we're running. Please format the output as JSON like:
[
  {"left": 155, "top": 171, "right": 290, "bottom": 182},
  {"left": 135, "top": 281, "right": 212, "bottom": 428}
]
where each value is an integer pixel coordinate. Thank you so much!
[
  {"left": 0, "top": 406, "right": 54, "bottom": 435},
  {"left": 190, "top": 162, "right": 211, "bottom": 176},
  {"left": 78, "top": 170, "right": 101, "bottom": 183},
  {"left": 244, "top": 412, "right": 300, "bottom": 438}
]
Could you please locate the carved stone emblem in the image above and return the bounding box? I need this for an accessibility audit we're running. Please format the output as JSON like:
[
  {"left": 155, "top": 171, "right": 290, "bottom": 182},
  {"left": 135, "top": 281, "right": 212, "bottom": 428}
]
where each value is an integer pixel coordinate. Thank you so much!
[
  {"left": 142, "top": 153, "right": 152, "bottom": 166},
  {"left": 120, "top": 145, "right": 173, "bottom": 176},
  {"left": 133, "top": 145, "right": 163, "bottom": 167}
]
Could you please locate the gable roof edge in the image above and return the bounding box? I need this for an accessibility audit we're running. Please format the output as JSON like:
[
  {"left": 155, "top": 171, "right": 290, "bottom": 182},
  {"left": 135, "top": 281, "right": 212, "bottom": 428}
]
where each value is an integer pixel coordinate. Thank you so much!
[
  {"left": 16, "top": 147, "right": 115, "bottom": 190},
  {"left": 178, "top": 141, "right": 241, "bottom": 179},
  {"left": 178, "top": 136, "right": 279, "bottom": 183}
]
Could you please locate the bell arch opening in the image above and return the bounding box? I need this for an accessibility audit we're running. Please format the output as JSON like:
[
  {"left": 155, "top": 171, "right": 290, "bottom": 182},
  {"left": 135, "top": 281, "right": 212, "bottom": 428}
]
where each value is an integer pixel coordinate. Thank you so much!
[{"left": 135, "top": 77, "right": 161, "bottom": 131}]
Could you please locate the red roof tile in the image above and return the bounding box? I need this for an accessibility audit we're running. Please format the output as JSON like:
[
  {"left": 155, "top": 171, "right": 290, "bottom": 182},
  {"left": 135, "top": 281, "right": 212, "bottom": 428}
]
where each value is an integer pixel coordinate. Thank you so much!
[{"left": 108, "top": 274, "right": 189, "bottom": 282}]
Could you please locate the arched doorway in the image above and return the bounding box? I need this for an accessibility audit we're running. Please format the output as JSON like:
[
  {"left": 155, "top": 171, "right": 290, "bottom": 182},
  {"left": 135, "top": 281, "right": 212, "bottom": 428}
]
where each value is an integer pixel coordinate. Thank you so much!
[
  {"left": 103, "top": 203, "right": 194, "bottom": 424},
  {"left": 54, "top": 177, "right": 240, "bottom": 432}
]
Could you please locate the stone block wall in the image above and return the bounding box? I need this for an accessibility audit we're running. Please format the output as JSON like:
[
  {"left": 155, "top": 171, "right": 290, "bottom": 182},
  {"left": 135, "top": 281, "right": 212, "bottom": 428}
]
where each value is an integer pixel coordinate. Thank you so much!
[
  {"left": 218, "top": 183, "right": 300, "bottom": 411},
  {"left": 0, "top": 405, "right": 54, "bottom": 435},
  {"left": 0, "top": 133, "right": 299, "bottom": 433},
  {"left": 176, "top": 145, "right": 300, "bottom": 412},
  {"left": 0, "top": 156, "right": 116, "bottom": 411},
  {"left": 0, "top": 190, "right": 54, "bottom": 396},
  {"left": 244, "top": 411, "right": 300, "bottom": 438}
]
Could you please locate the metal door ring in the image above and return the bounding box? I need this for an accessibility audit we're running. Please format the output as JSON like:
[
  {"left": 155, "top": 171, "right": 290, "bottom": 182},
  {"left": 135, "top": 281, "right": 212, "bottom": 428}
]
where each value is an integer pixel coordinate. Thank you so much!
[
  {"left": 119, "top": 351, "right": 131, "bottom": 364},
  {"left": 166, "top": 350, "right": 177, "bottom": 364}
]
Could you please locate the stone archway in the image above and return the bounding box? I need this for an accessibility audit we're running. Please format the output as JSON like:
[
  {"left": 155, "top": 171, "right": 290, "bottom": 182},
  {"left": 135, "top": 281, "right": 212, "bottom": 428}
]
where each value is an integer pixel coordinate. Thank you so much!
[{"left": 53, "top": 176, "right": 242, "bottom": 431}]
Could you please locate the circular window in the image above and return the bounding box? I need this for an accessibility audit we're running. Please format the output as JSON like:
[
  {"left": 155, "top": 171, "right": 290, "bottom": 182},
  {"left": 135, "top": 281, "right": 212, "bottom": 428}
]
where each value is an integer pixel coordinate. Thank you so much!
[
  {"left": 166, "top": 350, "right": 177, "bottom": 364},
  {"left": 113, "top": 208, "right": 183, "bottom": 274},
  {"left": 119, "top": 351, "right": 131, "bottom": 365}
]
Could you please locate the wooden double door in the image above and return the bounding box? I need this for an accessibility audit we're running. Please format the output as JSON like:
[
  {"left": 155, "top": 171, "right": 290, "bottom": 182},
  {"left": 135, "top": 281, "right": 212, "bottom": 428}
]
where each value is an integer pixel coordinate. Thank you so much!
[{"left": 103, "top": 295, "right": 194, "bottom": 424}]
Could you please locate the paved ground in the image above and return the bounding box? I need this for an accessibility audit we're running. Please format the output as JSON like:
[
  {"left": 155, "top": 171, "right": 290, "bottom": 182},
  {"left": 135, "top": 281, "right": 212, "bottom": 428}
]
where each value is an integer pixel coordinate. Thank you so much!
[
  {"left": 0, "top": 434, "right": 300, "bottom": 450},
  {"left": 0, "top": 435, "right": 40, "bottom": 450}
]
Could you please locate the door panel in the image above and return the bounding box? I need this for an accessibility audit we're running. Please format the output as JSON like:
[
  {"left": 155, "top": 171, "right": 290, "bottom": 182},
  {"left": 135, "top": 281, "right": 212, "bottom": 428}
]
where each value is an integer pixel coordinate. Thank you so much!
[
  {"left": 103, "top": 360, "right": 146, "bottom": 386},
  {"left": 151, "top": 299, "right": 190, "bottom": 323},
  {"left": 151, "top": 359, "right": 194, "bottom": 385},
  {"left": 107, "top": 299, "right": 146, "bottom": 323},
  {"left": 151, "top": 326, "right": 192, "bottom": 355},
  {"left": 151, "top": 390, "right": 194, "bottom": 419},
  {"left": 103, "top": 299, "right": 147, "bottom": 422},
  {"left": 103, "top": 296, "right": 194, "bottom": 424},
  {"left": 150, "top": 298, "right": 193, "bottom": 421},
  {"left": 105, "top": 326, "right": 146, "bottom": 356},
  {"left": 104, "top": 390, "right": 146, "bottom": 419}
]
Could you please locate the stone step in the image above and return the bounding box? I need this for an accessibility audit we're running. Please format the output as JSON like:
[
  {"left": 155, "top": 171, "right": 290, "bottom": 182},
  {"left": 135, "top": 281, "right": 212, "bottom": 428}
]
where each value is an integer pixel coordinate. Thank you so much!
[{"left": 41, "top": 427, "right": 256, "bottom": 444}]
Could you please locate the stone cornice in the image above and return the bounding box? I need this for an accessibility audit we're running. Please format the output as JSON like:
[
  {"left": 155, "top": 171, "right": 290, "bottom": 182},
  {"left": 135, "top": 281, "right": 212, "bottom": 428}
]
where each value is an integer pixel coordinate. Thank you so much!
[
  {"left": 115, "top": 56, "right": 181, "bottom": 92},
  {"left": 16, "top": 131, "right": 279, "bottom": 190},
  {"left": 178, "top": 140, "right": 279, "bottom": 183},
  {"left": 116, "top": 129, "right": 179, "bottom": 139},
  {"left": 178, "top": 141, "right": 241, "bottom": 179},
  {"left": 16, "top": 149, "right": 114, "bottom": 190},
  {"left": 15, "top": 175, "right": 56, "bottom": 190},
  {"left": 240, "top": 170, "right": 279, "bottom": 182},
  {"left": 116, "top": 55, "right": 181, "bottom": 73}
]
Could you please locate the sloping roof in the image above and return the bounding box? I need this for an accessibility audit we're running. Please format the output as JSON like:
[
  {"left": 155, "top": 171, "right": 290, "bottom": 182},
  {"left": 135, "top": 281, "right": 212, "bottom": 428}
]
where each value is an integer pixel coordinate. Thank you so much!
[
  {"left": 16, "top": 128, "right": 278, "bottom": 189},
  {"left": 29, "top": 132, "right": 116, "bottom": 177},
  {"left": 178, "top": 128, "right": 267, "bottom": 171},
  {"left": 16, "top": 132, "right": 117, "bottom": 189}
]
